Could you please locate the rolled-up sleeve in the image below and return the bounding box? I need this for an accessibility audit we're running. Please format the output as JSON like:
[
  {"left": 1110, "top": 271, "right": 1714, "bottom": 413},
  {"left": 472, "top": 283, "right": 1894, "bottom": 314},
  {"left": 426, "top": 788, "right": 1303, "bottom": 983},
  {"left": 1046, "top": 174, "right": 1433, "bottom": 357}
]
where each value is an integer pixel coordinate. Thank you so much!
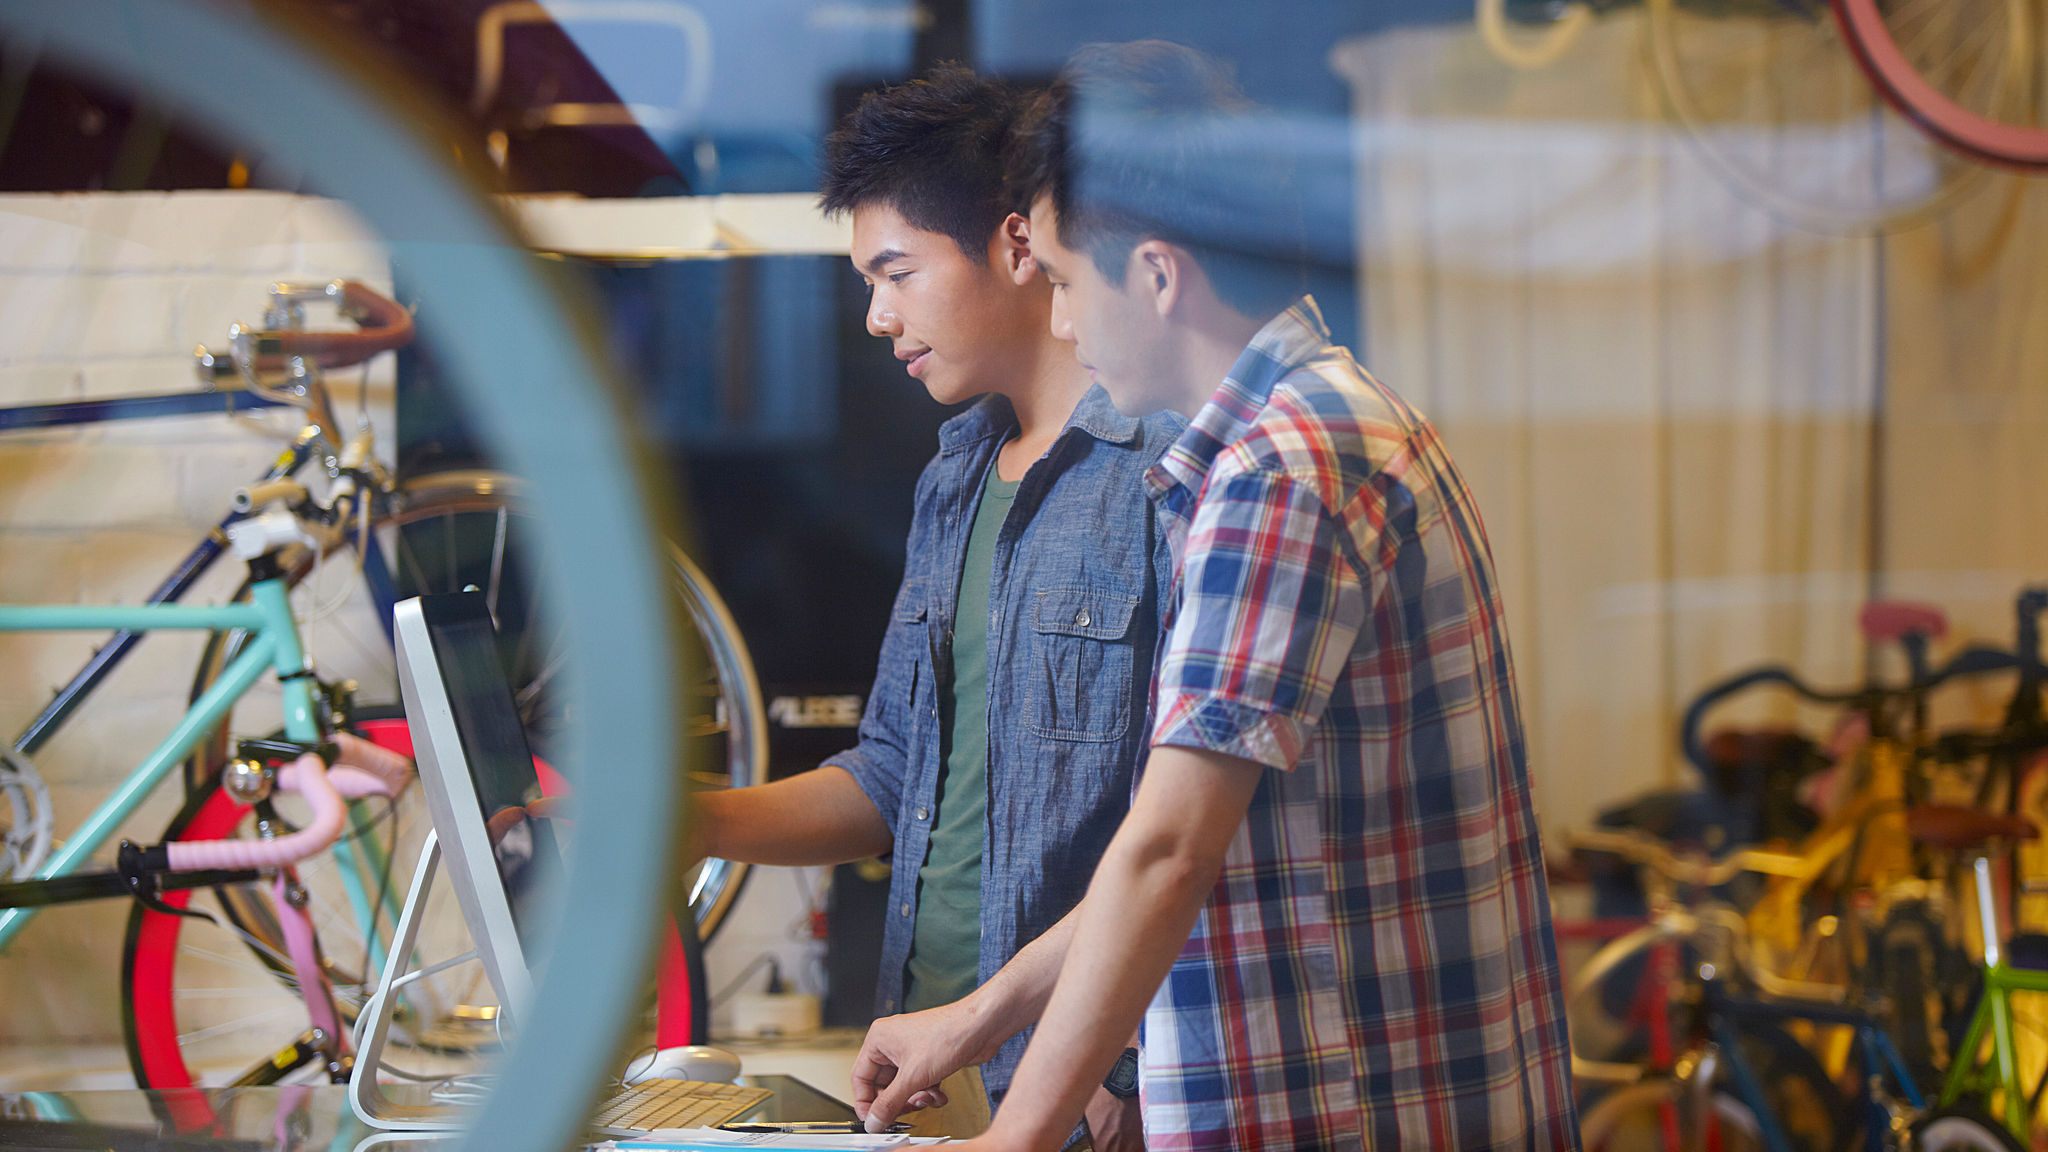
[{"left": 1150, "top": 467, "right": 1366, "bottom": 774}]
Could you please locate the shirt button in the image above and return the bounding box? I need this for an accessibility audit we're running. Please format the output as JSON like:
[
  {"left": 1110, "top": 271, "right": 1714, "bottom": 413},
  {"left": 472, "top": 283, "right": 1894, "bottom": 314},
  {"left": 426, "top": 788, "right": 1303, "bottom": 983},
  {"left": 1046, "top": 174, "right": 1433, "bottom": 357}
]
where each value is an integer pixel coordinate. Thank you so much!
[
  {"left": 1076, "top": 608, "right": 1091, "bottom": 627},
  {"left": 900, "top": 902, "right": 911, "bottom": 917},
  {"left": 916, "top": 806, "right": 929, "bottom": 820}
]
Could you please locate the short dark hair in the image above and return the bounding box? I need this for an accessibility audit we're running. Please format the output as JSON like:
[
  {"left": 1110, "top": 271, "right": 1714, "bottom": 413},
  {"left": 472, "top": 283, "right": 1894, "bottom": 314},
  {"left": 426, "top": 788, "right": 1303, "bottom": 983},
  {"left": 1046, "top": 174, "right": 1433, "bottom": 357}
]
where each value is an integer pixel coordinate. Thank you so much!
[
  {"left": 1008, "top": 41, "right": 1304, "bottom": 320},
  {"left": 820, "top": 63, "right": 1023, "bottom": 261}
]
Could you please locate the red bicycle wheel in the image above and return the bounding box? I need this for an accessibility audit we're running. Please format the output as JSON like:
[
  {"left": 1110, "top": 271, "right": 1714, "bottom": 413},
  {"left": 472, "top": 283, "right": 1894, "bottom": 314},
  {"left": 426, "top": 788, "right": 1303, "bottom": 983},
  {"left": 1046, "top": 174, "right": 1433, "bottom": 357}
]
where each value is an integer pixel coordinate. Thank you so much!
[
  {"left": 1835, "top": 0, "right": 2048, "bottom": 168},
  {"left": 122, "top": 777, "right": 281, "bottom": 1091}
]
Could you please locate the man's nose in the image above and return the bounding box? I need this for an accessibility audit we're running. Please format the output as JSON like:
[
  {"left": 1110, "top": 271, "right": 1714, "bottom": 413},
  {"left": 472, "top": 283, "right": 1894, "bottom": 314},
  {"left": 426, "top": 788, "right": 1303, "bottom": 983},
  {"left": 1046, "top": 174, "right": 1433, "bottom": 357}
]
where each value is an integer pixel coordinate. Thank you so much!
[
  {"left": 1049, "top": 295, "right": 1073, "bottom": 341},
  {"left": 867, "top": 292, "right": 901, "bottom": 338}
]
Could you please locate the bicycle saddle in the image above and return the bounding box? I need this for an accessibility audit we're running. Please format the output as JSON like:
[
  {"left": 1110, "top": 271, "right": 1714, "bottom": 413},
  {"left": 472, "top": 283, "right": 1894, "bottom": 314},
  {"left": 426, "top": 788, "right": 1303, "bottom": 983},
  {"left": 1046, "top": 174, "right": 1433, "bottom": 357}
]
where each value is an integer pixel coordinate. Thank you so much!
[
  {"left": 1859, "top": 601, "right": 1949, "bottom": 645},
  {"left": 1903, "top": 804, "right": 2037, "bottom": 852}
]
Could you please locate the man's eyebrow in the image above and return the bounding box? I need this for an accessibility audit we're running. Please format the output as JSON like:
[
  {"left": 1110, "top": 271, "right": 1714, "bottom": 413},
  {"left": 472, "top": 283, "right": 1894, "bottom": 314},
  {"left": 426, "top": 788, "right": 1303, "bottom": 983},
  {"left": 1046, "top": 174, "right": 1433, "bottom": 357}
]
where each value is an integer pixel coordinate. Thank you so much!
[{"left": 861, "top": 248, "right": 909, "bottom": 274}]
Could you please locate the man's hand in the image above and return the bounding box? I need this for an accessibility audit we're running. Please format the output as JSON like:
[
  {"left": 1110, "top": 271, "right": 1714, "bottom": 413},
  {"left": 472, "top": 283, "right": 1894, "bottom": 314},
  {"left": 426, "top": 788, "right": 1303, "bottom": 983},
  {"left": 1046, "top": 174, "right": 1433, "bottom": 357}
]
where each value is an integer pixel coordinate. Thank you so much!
[
  {"left": 1081, "top": 1085, "right": 1145, "bottom": 1152},
  {"left": 851, "top": 998, "right": 1004, "bottom": 1133}
]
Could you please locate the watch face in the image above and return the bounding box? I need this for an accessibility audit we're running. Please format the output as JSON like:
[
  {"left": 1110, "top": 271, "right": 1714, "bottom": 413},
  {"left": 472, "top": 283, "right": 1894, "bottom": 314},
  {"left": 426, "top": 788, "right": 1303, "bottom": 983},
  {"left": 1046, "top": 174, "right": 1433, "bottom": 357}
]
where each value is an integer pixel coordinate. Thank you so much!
[{"left": 1105, "top": 1047, "right": 1140, "bottom": 1098}]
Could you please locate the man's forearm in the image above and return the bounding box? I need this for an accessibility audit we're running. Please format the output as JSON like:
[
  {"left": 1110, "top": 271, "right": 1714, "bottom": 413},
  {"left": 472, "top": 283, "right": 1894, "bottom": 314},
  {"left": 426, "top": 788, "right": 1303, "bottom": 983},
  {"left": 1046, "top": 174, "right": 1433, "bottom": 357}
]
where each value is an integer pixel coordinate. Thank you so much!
[
  {"left": 981, "top": 747, "right": 1262, "bottom": 1150},
  {"left": 693, "top": 764, "right": 893, "bottom": 865},
  {"left": 961, "top": 903, "right": 1076, "bottom": 1042}
]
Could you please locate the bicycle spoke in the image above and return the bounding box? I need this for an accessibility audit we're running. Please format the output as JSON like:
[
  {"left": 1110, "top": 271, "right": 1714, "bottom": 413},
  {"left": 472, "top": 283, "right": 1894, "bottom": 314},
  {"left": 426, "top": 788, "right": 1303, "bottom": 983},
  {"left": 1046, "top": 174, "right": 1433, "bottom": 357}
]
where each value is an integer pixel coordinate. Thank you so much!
[
  {"left": 181, "top": 936, "right": 297, "bottom": 983},
  {"left": 177, "top": 1003, "right": 301, "bottom": 1047}
]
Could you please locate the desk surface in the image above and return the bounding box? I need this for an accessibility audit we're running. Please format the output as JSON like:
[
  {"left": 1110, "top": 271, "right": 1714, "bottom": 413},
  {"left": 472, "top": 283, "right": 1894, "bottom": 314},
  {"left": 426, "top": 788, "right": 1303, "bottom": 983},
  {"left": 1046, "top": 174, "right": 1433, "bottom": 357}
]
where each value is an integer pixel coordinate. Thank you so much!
[{"left": 0, "top": 1074, "right": 855, "bottom": 1151}]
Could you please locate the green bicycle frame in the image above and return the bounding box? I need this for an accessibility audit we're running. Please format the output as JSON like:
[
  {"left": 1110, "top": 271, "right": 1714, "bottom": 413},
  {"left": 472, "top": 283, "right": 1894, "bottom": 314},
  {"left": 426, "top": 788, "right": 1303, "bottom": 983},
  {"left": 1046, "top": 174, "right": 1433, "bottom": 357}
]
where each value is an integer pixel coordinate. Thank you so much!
[
  {"left": 0, "top": 577, "right": 387, "bottom": 959},
  {"left": 1936, "top": 855, "right": 2048, "bottom": 1139}
]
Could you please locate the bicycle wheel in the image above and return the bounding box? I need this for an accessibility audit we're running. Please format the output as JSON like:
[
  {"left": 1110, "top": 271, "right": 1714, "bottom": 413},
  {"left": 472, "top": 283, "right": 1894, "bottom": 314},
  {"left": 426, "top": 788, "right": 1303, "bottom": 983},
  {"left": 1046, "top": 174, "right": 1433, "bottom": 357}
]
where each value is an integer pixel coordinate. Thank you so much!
[
  {"left": 1724, "top": 1022, "right": 1851, "bottom": 1152},
  {"left": 1870, "top": 897, "right": 1973, "bottom": 1093},
  {"left": 1644, "top": 0, "right": 2015, "bottom": 234},
  {"left": 1579, "top": 1076, "right": 1766, "bottom": 1151},
  {"left": 1910, "top": 1106, "right": 2026, "bottom": 1151},
  {"left": 382, "top": 473, "right": 770, "bottom": 939},
  {"left": 1835, "top": 0, "right": 2048, "bottom": 168},
  {"left": 188, "top": 470, "right": 766, "bottom": 928},
  {"left": 126, "top": 473, "right": 768, "bottom": 1089}
]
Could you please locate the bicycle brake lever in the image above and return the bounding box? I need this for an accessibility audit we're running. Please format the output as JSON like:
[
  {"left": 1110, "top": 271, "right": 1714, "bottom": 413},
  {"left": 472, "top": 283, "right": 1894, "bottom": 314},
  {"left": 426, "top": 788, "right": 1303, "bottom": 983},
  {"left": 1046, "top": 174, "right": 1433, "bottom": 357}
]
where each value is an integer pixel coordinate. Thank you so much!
[{"left": 117, "top": 840, "right": 216, "bottom": 924}]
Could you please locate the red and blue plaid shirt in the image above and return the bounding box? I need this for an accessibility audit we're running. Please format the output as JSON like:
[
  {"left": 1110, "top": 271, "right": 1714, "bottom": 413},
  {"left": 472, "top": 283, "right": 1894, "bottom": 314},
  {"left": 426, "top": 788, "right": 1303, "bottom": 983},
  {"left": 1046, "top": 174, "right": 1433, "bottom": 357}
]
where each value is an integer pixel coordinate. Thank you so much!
[{"left": 1138, "top": 298, "right": 1578, "bottom": 1150}]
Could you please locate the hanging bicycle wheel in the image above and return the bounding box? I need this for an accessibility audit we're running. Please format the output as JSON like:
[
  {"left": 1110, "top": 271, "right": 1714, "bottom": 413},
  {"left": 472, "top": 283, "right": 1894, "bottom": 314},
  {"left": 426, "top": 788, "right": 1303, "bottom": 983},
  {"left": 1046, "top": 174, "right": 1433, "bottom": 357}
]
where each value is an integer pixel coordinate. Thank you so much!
[
  {"left": 1644, "top": 0, "right": 2021, "bottom": 234},
  {"left": 129, "top": 471, "right": 767, "bottom": 1088},
  {"left": 1835, "top": 0, "right": 2048, "bottom": 168}
]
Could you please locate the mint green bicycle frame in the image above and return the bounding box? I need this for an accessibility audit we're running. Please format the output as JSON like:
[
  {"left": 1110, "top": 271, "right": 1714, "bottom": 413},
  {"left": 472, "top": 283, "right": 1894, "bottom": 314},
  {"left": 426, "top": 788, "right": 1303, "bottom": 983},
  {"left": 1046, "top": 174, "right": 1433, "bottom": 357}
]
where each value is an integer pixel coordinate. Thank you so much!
[{"left": 0, "top": 576, "right": 390, "bottom": 964}]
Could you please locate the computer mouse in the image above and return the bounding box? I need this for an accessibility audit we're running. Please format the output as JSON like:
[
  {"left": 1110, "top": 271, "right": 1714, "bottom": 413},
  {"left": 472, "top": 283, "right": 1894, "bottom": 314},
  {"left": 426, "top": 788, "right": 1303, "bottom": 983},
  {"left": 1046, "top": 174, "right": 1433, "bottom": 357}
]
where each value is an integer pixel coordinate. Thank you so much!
[{"left": 624, "top": 1044, "right": 744, "bottom": 1085}]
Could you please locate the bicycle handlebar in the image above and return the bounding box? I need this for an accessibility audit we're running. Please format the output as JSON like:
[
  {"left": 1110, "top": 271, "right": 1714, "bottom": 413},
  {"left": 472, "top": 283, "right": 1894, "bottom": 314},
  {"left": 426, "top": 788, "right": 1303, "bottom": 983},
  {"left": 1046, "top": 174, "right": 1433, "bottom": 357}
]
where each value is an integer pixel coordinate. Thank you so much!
[
  {"left": 1567, "top": 826, "right": 1829, "bottom": 889},
  {"left": 270, "top": 280, "right": 414, "bottom": 367},
  {"left": 194, "top": 280, "right": 414, "bottom": 383},
  {"left": 161, "top": 732, "right": 412, "bottom": 872},
  {"left": 1679, "top": 645, "right": 2044, "bottom": 778}
]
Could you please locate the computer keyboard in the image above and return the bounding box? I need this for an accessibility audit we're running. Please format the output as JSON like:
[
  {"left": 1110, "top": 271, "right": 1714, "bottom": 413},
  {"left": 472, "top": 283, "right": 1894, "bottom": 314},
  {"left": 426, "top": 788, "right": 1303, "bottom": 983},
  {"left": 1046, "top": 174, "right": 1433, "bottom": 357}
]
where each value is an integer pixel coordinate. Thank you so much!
[{"left": 590, "top": 1078, "right": 775, "bottom": 1134}]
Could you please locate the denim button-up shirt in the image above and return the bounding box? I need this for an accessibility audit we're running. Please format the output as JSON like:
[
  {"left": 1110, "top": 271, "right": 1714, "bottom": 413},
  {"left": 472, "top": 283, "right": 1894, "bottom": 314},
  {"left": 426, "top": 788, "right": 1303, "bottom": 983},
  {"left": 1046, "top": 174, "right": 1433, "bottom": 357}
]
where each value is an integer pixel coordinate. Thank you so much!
[{"left": 832, "top": 384, "right": 1182, "bottom": 1100}]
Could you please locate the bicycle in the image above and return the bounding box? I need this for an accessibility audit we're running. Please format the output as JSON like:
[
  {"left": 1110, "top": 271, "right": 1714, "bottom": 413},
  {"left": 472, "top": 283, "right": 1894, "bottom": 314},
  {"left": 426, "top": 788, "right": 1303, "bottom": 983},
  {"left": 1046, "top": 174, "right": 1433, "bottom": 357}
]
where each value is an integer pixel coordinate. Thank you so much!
[
  {"left": 0, "top": 280, "right": 769, "bottom": 1092},
  {"left": 1572, "top": 820, "right": 2028, "bottom": 1151},
  {"left": 0, "top": 457, "right": 414, "bottom": 1125}
]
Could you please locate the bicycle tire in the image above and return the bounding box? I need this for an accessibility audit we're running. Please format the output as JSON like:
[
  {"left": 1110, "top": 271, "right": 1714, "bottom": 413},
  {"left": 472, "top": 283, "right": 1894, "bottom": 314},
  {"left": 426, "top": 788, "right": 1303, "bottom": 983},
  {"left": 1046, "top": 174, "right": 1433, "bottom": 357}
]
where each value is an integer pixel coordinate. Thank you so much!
[
  {"left": 1910, "top": 1105, "right": 2026, "bottom": 1151},
  {"left": 1643, "top": 0, "right": 2009, "bottom": 235},
  {"left": 1728, "top": 1020, "right": 1851, "bottom": 1152},
  {"left": 1834, "top": 0, "right": 2048, "bottom": 169},
  {"left": 1579, "top": 1076, "right": 1766, "bottom": 1151},
  {"left": 1870, "top": 896, "right": 1973, "bottom": 1094}
]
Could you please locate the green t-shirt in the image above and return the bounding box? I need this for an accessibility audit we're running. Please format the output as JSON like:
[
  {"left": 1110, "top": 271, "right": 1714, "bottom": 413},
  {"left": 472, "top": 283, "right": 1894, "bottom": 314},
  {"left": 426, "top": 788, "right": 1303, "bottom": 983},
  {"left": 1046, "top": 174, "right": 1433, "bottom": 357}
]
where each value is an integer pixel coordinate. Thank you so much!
[{"left": 903, "top": 462, "right": 1018, "bottom": 1013}]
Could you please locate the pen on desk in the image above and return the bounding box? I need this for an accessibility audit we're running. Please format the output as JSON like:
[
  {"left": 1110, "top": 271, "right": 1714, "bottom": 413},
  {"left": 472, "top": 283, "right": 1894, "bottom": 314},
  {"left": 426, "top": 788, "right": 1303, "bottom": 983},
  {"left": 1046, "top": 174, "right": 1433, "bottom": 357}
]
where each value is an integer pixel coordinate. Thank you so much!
[{"left": 718, "top": 1120, "right": 913, "bottom": 1133}]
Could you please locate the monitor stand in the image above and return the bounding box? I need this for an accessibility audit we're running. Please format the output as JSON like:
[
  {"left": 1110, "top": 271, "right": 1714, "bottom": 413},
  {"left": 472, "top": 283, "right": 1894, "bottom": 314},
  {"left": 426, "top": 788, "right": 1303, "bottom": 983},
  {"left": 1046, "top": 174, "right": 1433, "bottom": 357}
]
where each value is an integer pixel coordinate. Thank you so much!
[{"left": 349, "top": 830, "right": 481, "bottom": 1132}]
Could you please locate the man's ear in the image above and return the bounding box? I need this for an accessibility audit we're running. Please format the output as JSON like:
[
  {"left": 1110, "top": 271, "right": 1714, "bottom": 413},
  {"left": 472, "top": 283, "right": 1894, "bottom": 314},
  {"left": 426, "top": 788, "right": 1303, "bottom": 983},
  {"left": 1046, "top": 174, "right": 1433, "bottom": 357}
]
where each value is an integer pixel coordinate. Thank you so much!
[
  {"left": 1000, "top": 212, "right": 1037, "bottom": 285},
  {"left": 1130, "top": 240, "right": 1181, "bottom": 317}
]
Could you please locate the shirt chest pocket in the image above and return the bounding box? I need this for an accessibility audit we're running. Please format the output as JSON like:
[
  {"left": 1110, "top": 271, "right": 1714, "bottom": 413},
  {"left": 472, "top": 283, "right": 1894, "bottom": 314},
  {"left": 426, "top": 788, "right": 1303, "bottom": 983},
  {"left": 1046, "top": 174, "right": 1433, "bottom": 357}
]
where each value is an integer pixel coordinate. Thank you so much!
[
  {"left": 890, "top": 583, "right": 930, "bottom": 716},
  {"left": 1027, "top": 587, "right": 1139, "bottom": 743}
]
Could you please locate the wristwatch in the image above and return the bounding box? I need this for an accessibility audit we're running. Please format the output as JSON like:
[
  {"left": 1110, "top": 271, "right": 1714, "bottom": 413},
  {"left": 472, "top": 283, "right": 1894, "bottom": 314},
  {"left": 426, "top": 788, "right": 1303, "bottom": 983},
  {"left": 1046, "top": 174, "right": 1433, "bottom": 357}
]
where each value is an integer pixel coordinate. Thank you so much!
[{"left": 1102, "top": 1047, "right": 1140, "bottom": 1099}]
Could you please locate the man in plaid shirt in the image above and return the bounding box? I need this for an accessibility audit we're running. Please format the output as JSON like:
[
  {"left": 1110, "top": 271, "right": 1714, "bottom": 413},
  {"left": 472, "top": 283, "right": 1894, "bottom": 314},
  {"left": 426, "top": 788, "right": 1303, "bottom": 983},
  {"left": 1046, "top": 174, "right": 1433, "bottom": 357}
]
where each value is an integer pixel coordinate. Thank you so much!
[{"left": 852, "top": 41, "right": 1578, "bottom": 1150}]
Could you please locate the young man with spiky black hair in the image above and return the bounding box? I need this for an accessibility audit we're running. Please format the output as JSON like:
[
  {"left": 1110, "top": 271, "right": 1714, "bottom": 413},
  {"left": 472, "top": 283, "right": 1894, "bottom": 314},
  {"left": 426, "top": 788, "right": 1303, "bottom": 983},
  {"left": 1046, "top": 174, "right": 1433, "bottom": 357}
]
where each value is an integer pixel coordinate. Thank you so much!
[
  {"left": 850, "top": 43, "right": 1579, "bottom": 1150},
  {"left": 693, "top": 64, "right": 1178, "bottom": 1148}
]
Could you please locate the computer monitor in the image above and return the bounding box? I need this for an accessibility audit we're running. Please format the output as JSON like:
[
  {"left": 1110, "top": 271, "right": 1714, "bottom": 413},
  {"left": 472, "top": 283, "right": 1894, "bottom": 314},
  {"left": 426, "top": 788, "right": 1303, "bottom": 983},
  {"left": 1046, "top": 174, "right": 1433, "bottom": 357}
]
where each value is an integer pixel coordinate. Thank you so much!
[{"left": 392, "top": 590, "right": 559, "bottom": 1023}]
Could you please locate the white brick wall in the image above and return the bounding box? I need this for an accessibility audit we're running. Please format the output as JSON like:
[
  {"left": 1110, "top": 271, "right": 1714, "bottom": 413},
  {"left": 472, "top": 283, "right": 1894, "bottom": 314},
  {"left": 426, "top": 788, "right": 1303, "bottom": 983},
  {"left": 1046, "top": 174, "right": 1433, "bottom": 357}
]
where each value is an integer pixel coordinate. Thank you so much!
[{"left": 0, "top": 191, "right": 395, "bottom": 1045}]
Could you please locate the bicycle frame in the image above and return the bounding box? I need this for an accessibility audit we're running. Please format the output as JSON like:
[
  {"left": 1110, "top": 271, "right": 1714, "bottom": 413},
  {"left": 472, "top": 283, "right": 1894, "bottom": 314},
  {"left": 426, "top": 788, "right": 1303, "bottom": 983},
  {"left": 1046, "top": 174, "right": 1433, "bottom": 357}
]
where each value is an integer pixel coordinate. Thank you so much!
[
  {"left": 8, "top": 428, "right": 400, "bottom": 767},
  {"left": 1704, "top": 975, "right": 1924, "bottom": 1152},
  {"left": 0, "top": 577, "right": 390, "bottom": 961},
  {"left": 1936, "top": 855, "right": 2048, "bottom": 1139}
]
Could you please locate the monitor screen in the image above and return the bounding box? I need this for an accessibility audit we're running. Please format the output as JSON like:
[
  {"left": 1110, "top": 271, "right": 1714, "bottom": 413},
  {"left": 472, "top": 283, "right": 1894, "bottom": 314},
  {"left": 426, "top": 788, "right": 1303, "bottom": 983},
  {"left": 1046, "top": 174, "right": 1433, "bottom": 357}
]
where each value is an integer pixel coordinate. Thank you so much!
[{"left": 420, "top": 594, "right": 562, "bottom": 956}]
